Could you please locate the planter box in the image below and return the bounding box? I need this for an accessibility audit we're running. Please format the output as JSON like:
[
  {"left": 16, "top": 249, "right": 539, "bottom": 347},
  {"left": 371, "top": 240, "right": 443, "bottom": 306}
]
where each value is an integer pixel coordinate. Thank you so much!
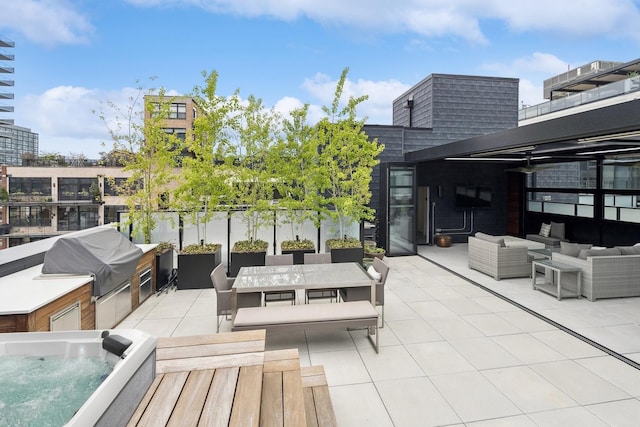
[
  {"left": 230, "top": 251, "right": 266, "bottom": 277},
  {"left": 155, "top": 249, "right": 174, "bottom": 290},
  {"left": 177, "top": 249, "right": 221, "bottom": 290},
  {"left": 327, "top": 246, "right": 364, "bottom": 264},
  {"left": 364, "top": 251, "right": 385, "bottom": 260},
  {"left": 282, "top": 248, "right": 315, "bottom": 265}
]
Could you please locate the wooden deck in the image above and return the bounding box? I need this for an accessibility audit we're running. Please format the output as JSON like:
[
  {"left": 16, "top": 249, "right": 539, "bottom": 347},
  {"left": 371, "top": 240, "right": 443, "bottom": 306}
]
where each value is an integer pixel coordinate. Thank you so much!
[{"left": 127, "top": 329, "right": 336, "bottom": 427}]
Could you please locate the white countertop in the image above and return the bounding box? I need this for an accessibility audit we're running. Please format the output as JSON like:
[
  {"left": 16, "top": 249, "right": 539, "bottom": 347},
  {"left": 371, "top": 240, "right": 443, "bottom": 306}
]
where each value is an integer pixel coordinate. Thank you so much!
[{"left": 0, "top": 264, "right": 94, "bottom": 315}]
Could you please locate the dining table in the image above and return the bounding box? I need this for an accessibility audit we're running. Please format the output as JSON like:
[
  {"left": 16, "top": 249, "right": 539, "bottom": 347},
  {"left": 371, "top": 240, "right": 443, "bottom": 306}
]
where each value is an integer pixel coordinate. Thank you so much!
[{"left": 231, "top": 262, "right": 375, "bottom": 318}]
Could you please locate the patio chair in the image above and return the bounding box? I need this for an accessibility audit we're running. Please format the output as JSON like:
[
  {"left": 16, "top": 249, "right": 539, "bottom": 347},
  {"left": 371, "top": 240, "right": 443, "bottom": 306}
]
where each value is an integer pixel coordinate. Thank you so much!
[
  {"left": 303, "top": 253, "right": 339, "bottom": 303},
  {"left": 210, "top": 264, "right": 234, "bottom": 332},
  {"left": 340, "top": 257, "right": 389, "bottom": 328},
  {"left": 263, "top": 254, "right": 296, "bottom": 305}
]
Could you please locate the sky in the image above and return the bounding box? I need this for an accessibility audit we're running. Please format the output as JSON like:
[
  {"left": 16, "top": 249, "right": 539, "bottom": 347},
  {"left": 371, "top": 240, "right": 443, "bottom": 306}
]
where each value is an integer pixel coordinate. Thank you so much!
[{"left": 1, "top": 0, "right": 640, "bottom": 159}]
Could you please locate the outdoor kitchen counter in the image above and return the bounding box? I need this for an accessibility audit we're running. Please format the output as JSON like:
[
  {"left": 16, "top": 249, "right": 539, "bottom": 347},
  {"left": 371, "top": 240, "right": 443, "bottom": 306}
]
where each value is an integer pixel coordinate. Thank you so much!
[
  {"left": 0, "top": 264, "right": 93, "bottom": 315},
  {"left": 0, "top": 244, "right": 157, "bottom": 332}
]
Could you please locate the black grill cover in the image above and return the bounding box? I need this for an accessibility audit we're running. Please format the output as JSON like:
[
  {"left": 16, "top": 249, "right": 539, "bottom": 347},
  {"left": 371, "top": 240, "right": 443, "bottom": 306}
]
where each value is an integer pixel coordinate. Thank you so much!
[{"left": 42, "top": 228, "right": 143, "bottom": 297}]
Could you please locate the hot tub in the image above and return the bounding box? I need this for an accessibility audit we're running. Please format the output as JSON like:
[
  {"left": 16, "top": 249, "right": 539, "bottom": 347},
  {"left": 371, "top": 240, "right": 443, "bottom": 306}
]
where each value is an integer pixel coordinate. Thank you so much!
[{"left": 0, "top": 329, "right": 157, "bottom": 426}]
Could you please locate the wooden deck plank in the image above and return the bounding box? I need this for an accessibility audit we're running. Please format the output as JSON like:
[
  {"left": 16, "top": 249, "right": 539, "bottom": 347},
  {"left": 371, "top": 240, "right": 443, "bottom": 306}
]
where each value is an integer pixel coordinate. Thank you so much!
[
  {"left": 312, "top": 386, "right": 338, "bottom": 427},
  {"left": 283, "top": 369, "right": 306, "bottom": 427},
  {"left": 157, "top": 330, "right": 266, "bottom": 349},
  {"left": 229, "top": 364, "right": 263, "bottom": 427},
  {"left": 157, "top": 340, "right": 265, "bottom": 361},
  {"left": 157, "top": 351, "right": 264, "bottom": 374},
  {"left": 263, "top": 348, "right": 299, "bottom": 362},
  {"left": 135, "top": 371, "right": 189, "bottom": 427},
  {"left": 198, "top": 367, "right": 240, "bottom": 427},
  {"left": 127, "top": 374, "right": 164, "bottom": 427},
  {"left": 260, "top": 371, "right": 283, "bottom": 427},
  {"left": 263, "top": 357, "right": 300, "bottom": 373},
  {"left": 303, "top": 388, "right": 319, "bottom": 427},
  {"left": 167, "top": 369, "right": 215, "bottom": 427}
]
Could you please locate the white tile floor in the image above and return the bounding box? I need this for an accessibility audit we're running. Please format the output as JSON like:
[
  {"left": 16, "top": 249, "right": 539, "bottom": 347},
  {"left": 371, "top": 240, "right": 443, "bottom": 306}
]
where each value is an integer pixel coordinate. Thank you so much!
[{"left": 117, "top": 248, "right": 640, "bottom": 426}]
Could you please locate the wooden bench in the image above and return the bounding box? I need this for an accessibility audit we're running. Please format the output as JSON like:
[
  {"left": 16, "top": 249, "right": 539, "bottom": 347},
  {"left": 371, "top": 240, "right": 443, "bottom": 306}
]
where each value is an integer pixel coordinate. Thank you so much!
[
  {"left": 232, "top": 300, "right": 379, "bottom": 353},
  {"left": 301, "top": 366, "right": 338, "bottom": 427}
]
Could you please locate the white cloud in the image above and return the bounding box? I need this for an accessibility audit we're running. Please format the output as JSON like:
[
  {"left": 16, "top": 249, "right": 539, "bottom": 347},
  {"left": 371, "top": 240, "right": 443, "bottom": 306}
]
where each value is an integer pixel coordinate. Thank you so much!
[
  {"left": 124, "top": 0, "right": 640, "bottom": 44},
  {"left": 488, "top": 0, "right": 640, "bottom": 41},
  {"left": 0, "top": 0, "right": 93, "bottom": 46},
  {"left": 482, "top": 52, "right": 573, "bottom": 107},
  {"left": 15, "top": 85, "right": 143, "bottom": 158},
  {"left": 301, "top": 72, "right": 410, "bottom": 124}
]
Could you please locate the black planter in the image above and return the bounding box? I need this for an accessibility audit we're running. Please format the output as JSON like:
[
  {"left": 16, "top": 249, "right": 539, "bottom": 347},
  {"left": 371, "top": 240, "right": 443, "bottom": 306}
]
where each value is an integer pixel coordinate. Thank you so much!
[
  {"left": 282, "top": 248, "right": 315, "bottom": 265},
  {"left": 327, "top": 246, "right": 364, "bottom": 264},
  {"left": 230, "top": 251, "right": 266, "bottom": 277},
  {"left": 155, "top": 249, "right": 174, "bottom": 290},
  {"left": 177, "top": 249, "right": 221, "bottom": 290}
]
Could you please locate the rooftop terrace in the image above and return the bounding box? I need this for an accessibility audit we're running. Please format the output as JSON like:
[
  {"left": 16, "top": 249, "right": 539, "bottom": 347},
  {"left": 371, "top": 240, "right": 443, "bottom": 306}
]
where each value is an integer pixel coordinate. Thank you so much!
[{"left": 117, "top": 246, "right": 640, "bottom": 426}]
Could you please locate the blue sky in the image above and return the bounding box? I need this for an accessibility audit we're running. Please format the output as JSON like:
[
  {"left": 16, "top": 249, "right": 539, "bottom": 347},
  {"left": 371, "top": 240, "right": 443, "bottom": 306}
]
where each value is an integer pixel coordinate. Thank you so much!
[{"left": 2, "top": 0, "right": 640, "bottom": 158}]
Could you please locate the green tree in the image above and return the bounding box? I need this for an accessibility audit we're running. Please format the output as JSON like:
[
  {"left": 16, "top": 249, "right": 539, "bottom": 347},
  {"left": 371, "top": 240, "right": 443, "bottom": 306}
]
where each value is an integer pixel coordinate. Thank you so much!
[
  {"left": 310, "top": 67, "right": 384, "bottom": 239},
  {"left": 97, "top": 81, "right": 181, "bottom": 243},
  {"left": 273, "top": 103, "right": 318, "bottom": 242},
  {"left": 174, "top": 70, "right": 238, "bottom": 244},
  {"left": 229, "top": 94, "right": 281, "bottom": 245}
]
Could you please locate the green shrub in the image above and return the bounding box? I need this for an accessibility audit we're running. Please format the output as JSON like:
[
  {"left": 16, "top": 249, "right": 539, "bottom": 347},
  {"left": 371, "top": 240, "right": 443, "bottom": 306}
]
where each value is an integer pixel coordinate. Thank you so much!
[
  {"left": 232, "top": 239, "right": 268, "bottom": 253},
  {"left": 181, "top": 243, "right": 221, "bottom": 254}
]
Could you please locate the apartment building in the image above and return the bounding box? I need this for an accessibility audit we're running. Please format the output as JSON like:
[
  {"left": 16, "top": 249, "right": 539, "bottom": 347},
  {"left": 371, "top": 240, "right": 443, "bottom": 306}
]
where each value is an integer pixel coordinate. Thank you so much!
[{"left": 0, "top": 165, "right": 132, "bottom": 248}]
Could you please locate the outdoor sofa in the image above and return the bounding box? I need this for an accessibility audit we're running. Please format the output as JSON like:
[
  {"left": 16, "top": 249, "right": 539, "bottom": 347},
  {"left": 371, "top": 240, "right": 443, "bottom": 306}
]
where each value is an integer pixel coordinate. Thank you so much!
[
  {"left": 551, "top": 242, "right": 640, "bottom": 301},
  {"left": 468, "top": 232, "right": 534, "bottom": 280},
  {"left": 526, "top": 221, "right": 568, "bottom": 247}
]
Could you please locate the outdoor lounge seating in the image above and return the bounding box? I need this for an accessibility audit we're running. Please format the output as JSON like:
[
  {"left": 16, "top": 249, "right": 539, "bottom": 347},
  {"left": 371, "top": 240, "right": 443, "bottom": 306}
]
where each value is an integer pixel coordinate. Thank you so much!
[
  {"left": 551, "top": 243, "right": 640, "bottom": 301},
  {"left": 210, "top": 264, "right": 234, "bottom": 332},
  {"left": 340, "top": 257, "right": 389, "bottom": 327},
  {"left": 264, "top": 254, "right": 297, "bottom": 305},
  {"left": 468, "top": 232, "right": 533, "bottom": 280},
  {"left": 526, "top": 221, "right": 568, "bottom": 247}
]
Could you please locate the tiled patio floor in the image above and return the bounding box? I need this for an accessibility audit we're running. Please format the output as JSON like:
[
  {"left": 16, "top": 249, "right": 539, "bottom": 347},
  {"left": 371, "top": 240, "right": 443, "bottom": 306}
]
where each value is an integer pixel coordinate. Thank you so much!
[{"left": 117, "top": 247, "right": 640, "bottom": 426}]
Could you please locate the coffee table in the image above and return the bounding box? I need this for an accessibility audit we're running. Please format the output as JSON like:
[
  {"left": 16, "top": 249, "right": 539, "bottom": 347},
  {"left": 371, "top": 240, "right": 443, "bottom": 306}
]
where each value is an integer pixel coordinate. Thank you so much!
[{"left": 532, "top": 259, "right": 582, "bottom": 300}]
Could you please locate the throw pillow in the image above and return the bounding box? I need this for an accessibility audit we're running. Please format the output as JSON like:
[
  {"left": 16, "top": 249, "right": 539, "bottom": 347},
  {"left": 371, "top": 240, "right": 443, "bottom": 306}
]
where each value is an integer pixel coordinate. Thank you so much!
[
  {"left": 560, "top": 241, "right": 592, "bottom": 257},
  {"left": 616, "top": 246, "right": 640, "bottom": 255},
  {"left": 367, "top": 265, "right": 382, "bottom": 282},
  {"left": 577, "top": 247, "right": 622, "bottom": 260},
  {"left": 549, "top": 222, "right": 565, "bottom": 240},
  {"left": 539, "top": 223, "right": 551, "bottom": 238}
]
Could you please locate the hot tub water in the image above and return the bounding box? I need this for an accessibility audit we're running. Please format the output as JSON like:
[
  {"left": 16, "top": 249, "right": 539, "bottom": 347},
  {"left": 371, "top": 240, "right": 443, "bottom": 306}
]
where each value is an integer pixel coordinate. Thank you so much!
[{"left": 0, "top": 355, "right": 115, "bottom": 426}]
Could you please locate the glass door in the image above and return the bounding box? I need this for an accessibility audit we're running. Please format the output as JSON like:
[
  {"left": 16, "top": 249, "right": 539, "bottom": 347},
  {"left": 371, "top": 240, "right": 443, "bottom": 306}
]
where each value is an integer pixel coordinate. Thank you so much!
[{"left": 387, "top": 166, "right": 416, "bottom": 255}]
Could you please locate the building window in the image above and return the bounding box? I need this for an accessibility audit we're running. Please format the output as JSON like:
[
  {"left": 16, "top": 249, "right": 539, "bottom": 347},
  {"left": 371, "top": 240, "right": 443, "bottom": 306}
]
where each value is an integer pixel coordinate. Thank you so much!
[
  {"left": 9, "top": 206, "right": 52, "bottom": 227},
  {"left": 58, "top": 178, "right": 97, "bottom": 201},
  {"left": 103, "top": 177, "right": 141, "bottom": 196},
  {"left": 169, "top": 103, "right": 187, "bottom": 119},
  {"left": 57, "top": 206, "right": 99, "bottom": 231},
  {"left": 103, "top": 205, "right": 127, "bottom": 224},
  {"left": 602, "top": 159, "right": 640, "bottom": 190},
  {"left": 9, "top": 177, "right": 52, "bottom": 197},
  {"left": 526, "top": 191, "right": 594, "bottom": 218},
  {"left": 526, "top": 160, "right": 597, "bottom": 189},
  {"left": 163, "top": 128, "right": 186, "bottom": 140}
]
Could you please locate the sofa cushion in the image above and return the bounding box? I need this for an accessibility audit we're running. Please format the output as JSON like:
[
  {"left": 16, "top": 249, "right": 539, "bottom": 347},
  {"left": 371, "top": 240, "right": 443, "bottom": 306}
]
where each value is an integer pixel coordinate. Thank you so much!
[
  {"left": 577, "top": 247, "right": 622, "bottom": 260},
  {"left": 549, "top": 222, "right": 565, "bottom": 240},
  {"left": 560, "top": 241, "right": 592, "bottom": 257},
  {"left": 615, "top": 245, "right": 640, "bottom": 255},
  {"left": 474, "top": 232, "right": 505, "bottom": 247},
  {"left": 539, "top": 223, "right": 551, "bottom": 237}
]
